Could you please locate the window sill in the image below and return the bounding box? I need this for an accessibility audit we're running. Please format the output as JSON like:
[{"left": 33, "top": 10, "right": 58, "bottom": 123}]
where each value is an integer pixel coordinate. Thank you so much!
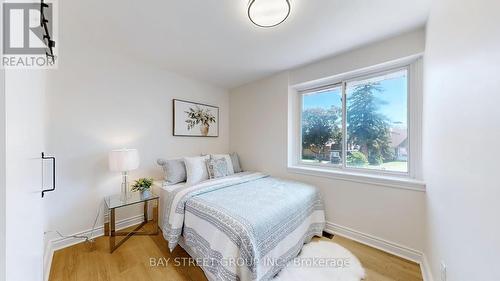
[{"left": 287, "top": 165, "right": 426, "bottom": 192}]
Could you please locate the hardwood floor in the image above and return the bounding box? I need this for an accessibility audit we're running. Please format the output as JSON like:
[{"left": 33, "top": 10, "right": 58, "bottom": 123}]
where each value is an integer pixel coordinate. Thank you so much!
[{"left": 49, "top": 222, "right": 423, "bottom": 281}]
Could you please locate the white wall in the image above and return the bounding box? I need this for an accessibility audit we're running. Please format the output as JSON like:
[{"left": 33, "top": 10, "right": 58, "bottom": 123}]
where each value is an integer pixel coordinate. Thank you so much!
[
  {"left": 229, "top": 30, "right": 427, "bottom": 254},
  {"left": 290, "top": 29, "right": 425, "bottom": 86},
  {"left": 42, "top": 0, "right": 230, "bottom": 250},
  {"left": 0, "top": 69, "right": 5, "bottom": 281},
  {"left": 43, "top": 57, "right": 230, "bottom": 239},
  {"left": 423, "top": 0, "right": 500, "bottom": 280},
  {"left": 43, "top": 57, "right": 229, "bottom": 239}
]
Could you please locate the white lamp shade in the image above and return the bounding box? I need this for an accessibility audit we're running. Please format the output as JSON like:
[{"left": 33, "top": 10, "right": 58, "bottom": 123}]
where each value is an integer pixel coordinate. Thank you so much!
[{"left": 108, "top": 149, "right": 140, "bottom": 172}]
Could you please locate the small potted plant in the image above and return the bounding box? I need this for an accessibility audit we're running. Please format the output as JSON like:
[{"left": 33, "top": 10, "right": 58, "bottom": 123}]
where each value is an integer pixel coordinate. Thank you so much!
[{"left": 131, "top": 178, "right": 154, "bottom": 197}]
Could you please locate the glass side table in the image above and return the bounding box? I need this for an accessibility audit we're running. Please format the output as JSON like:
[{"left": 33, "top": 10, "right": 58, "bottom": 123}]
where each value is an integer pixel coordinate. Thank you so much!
[{"left": 104, "top": 191, "right": 159, "bottom": 253}]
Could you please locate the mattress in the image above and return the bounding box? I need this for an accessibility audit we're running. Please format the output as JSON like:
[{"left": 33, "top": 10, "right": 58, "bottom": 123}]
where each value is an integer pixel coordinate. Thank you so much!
[{"left": 152, "top": 180, "right": 185, "bottom": 229}]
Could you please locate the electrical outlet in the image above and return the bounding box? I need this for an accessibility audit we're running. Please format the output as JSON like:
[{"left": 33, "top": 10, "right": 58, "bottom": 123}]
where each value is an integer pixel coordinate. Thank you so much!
[{"left": 440, "top": 261, "right": 447, "bottom": 281}]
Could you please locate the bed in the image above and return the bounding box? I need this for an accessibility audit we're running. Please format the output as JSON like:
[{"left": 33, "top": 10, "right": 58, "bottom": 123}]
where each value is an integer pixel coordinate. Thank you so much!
[{"left": 153, "top": 171, "right": 325, "bottom": 281}]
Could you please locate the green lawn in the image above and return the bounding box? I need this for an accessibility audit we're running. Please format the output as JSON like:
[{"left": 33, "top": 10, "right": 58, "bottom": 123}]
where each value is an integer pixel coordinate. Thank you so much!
[
  {"left": 358, "top": 161, "right": 408, "bottom": 173},
  {"left": 301, "top": 159, "right": 408, "bottom": 173}
]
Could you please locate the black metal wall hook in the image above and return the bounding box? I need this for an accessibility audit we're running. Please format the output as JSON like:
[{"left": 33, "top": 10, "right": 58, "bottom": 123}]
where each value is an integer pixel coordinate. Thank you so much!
[
  {"left": 41, "top": 152, "right": 56, "bottom": 198},
  {"left": 40, "top": 0, "right": 55, "bottom": 63}
]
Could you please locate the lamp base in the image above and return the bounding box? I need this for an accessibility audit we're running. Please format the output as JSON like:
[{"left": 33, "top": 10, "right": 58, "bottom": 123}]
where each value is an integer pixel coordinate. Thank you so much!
[{"left": 120, "top": 172, "right": 131, "bottom": 202}]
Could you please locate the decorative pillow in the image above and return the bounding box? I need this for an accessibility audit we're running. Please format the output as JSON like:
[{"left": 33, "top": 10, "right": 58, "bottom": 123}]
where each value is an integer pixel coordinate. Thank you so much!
[
  {"left": 156, "top": 158, "right": 186, "bottom": 185},
  {"left": 184, "top": 155, "right": 210, "bottom": 185},
  {"left": 211, "top": 154, "right": 234, "bottom": 175},
  {"left": 230, "top": 152, "right": 242, "bottom": 173},
  {"left": 206, "top": 157, "right": 229, "bottom": 179}
]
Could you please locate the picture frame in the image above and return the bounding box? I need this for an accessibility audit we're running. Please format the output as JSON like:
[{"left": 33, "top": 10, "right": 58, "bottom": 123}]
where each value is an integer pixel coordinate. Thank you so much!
[{"left": 173, "top": 99, "right": 219, "bottom": 137}]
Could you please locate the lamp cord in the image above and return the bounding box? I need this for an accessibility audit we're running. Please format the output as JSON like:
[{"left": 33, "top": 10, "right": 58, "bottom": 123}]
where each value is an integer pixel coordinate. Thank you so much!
[{"left": 46, "top": 201, "right": 103, "bottom": 243}]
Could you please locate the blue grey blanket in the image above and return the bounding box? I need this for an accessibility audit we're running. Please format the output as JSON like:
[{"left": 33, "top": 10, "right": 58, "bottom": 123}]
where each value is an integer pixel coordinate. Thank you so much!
[{"left": 162, "top": 172, "right": 325, "bottom": 281}]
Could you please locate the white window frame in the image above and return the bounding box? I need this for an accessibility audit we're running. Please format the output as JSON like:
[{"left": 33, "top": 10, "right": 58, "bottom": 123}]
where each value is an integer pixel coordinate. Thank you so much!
[{"left": 288, "top": 56, "right": 424, "bottom": 191}]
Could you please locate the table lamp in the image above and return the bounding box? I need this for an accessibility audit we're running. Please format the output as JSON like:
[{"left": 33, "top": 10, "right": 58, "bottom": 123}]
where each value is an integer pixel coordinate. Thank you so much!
[{"left": 109, "top": 149, "right": 140, "bottom": 201}]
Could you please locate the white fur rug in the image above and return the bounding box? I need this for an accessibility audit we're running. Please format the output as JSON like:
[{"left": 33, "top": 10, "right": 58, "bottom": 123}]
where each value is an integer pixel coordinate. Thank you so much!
[{"left": 273, "top": 240, "right": 365, "bottom": 281}]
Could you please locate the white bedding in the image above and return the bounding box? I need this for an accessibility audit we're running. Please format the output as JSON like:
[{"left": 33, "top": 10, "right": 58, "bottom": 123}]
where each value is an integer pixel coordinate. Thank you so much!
[
  {"left": 153, "top": 180, "right": 185, "bottom": 228},
  {"left": 153, "top": 172, "right": 325, "bottom": 281}
]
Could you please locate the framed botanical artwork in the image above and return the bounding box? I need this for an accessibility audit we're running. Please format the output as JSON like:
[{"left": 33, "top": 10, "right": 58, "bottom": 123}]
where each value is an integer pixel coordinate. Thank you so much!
[{"left": 173, "top": 99, "right": 219, "bottom": 137}]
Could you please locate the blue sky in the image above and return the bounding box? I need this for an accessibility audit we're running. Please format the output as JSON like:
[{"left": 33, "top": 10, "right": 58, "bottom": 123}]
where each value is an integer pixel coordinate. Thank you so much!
[{"left": 303, "top": 75, "right": 407, "bottom": 126}]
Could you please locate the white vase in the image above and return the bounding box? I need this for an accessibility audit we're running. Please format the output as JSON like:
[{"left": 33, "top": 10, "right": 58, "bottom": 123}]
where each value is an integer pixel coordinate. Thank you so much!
[{"left": 141, "top": 189, "right": 152, "bottom": 198}]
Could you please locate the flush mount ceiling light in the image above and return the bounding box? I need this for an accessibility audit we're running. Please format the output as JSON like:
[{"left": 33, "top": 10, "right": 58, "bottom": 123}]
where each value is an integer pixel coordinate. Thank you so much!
[{"left": 248, "top": 0, "right": 291, "bottom": 28}]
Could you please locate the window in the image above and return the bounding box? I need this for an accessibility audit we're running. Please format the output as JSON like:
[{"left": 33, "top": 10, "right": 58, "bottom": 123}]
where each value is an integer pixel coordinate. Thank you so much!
[{"left": 300, "top": 68, "right": 410, "bottom": 175}]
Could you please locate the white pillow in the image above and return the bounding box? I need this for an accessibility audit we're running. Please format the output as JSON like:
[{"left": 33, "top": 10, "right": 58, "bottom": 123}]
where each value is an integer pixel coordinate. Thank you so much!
[
  {"left": 184, "top": 155, "right": 210, "bottom": 185},
  {"left": 211, "top": 154, "right": 234, "bottom": 175}
]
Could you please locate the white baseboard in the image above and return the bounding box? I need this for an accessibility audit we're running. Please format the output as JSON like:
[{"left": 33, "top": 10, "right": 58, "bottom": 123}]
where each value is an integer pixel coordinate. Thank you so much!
[
  {"left": 43, "top": 243, "right": 53, "bottom": 281},
  {"left": 420, "top": 253, "right": 435, "bottom": 281},
  {"left": 325, "top": 221, "right": 422, "bottom": 262},
  {"left": 43, "top": 214, "right": 145, "bottom": 281},
  {"left": 325, "top": 221, "right": 434, "bottom": 281}
]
